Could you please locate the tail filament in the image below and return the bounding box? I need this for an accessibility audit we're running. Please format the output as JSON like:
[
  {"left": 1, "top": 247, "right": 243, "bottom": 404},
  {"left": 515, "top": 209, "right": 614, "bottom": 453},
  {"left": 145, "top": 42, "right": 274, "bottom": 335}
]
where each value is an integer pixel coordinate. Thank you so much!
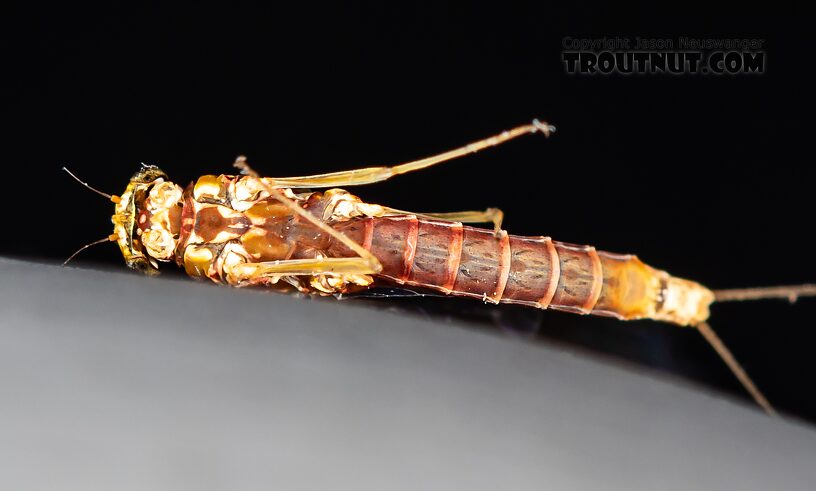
[
  {"left": 696, "top": 321, "right": 777, "bottom": 417},
  {"left": 714, "top": 284, "right": 816, "bottom": 303}
]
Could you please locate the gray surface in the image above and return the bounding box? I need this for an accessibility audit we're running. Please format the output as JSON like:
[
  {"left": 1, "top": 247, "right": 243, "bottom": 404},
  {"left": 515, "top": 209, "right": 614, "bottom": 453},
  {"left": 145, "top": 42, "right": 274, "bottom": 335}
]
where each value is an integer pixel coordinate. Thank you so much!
[{"left": 1, "top": 257, "right": 815, "bottom": 491}]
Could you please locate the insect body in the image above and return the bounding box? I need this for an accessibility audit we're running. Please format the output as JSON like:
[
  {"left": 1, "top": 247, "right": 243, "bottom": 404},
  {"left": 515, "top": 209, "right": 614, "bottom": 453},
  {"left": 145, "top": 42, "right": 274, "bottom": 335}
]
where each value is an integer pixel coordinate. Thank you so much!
[
  {"left": 67, "top": 120, "right": 814, "bottom": 416},
  {"left": 122, "top": 166, "right": 712, "bottom": 327}
]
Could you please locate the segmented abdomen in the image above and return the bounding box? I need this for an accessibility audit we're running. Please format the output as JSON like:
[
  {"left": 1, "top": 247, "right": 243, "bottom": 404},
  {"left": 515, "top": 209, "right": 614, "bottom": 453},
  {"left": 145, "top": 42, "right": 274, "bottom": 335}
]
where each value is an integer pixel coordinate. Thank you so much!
[{"left": 329, "top": 215, "right": 713, "bottom": 326}]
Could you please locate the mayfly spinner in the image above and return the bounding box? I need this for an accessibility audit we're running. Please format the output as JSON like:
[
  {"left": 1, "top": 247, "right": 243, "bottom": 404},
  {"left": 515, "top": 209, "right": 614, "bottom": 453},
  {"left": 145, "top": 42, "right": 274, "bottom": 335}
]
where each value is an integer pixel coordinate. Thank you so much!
[{"left": 65, "top": 120, "right": 815, "bottom": 416}]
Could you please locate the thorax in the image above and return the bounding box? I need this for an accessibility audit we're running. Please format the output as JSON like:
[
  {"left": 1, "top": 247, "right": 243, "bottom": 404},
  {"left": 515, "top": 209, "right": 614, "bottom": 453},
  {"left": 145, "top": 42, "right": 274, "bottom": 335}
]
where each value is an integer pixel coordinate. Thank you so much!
[{"left": 175, "top": 174, "right": 339, "bottom": 279}]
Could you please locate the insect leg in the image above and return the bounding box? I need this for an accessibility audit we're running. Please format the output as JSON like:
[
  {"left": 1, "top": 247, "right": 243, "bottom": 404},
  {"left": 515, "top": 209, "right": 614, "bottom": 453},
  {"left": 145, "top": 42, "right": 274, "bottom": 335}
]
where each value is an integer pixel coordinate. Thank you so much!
[
  {"left": 383, "top": 206, "right": 505, "bottom": 237},
  {"left": 266, "top": 120, "right": 555, "bottom": 189},
  {"left": 229, "top": 256, "right": 378, "bottom": 279}
]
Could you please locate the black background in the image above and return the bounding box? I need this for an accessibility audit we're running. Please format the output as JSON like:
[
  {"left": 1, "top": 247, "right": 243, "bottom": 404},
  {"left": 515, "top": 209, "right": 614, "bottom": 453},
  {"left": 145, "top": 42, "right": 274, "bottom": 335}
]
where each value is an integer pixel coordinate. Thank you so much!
[{"left": 5, "top": 4, "right": 815, "bottom": 421}]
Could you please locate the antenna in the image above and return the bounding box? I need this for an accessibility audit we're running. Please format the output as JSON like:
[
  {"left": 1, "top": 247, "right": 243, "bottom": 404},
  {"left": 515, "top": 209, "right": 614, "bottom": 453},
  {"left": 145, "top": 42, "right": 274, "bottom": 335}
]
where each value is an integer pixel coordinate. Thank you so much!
[
  {"left": 62, "top": 167, "right": 120, "bottom": 203},
  {"left": 698, "top": 284, "right": 816, "bottom": 416},
  {"left": 63, "top": 234, "right": 118, "bottom": 266}
]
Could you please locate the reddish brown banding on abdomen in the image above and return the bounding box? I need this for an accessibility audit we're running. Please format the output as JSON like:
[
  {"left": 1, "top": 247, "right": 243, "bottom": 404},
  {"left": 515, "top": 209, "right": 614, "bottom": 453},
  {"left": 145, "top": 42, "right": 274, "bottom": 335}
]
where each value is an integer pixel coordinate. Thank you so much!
[
  {"left": 585, "top": 247, "right": 604, "bottom": 312},
  {"left": 449, "top": 227, "right": 509, "bottom": 301},
  {"left": 361, "top": 217, "right": 374, "bottom": 251},
  {"left": 328, "top": 215, "right": 675, "bottom": 322},
  {"left": 540, "top": 237, "right": 560, "bottom": 308},
  {"left": 492, "top": 233, "right": 512, "bottom": 303},
  {"left": 548, "top": 241, "right": 604, "bottom": 314},
  {"left": 443, "top": 223, "right": 463, "bottom": 292},
  {"left": 404, "top": 219, "right": 462, "bottom": 293},
  {"left": 366, "top": 215, "right": 417, "bottom": 284},
  {"left": 500, "top": 236, "right": 559, "bottom": 308},
  {"left": 401, "top": 216, "right": 419, "bottom": 281},
  {"left": 331, "top": 217, "right": 607, "bottom": 311}
]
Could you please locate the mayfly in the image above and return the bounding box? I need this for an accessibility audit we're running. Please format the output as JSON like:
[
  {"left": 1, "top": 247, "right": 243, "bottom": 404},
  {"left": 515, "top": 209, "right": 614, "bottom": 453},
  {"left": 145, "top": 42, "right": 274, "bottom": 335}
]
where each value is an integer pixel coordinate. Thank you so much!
[{"left": 64, "top": 119, "right": 815, "bottom": 417}]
